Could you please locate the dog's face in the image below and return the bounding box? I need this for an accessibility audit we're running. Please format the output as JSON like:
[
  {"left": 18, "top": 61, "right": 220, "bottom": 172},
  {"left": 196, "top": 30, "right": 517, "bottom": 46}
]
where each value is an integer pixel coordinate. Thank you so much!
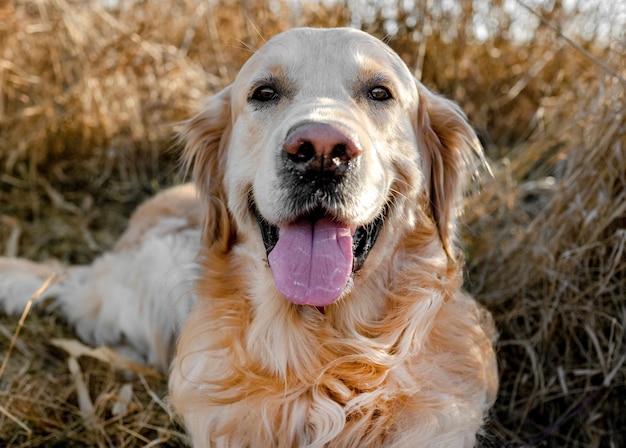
[{"left": 183, "top": 27, "right": 481, "bottom": 308}]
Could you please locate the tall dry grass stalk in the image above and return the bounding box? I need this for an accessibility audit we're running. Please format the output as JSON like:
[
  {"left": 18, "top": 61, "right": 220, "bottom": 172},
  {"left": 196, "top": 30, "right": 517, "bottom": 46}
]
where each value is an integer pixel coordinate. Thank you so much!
[{"left": 1, "top": 0, "right": 624, "bottom": 445}]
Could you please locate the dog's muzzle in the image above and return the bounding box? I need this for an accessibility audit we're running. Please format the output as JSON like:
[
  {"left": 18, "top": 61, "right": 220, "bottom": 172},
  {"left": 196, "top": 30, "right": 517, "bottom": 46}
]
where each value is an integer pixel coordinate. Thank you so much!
[{"left": 249, "top": 122, "right": 385, "bottom": 307}]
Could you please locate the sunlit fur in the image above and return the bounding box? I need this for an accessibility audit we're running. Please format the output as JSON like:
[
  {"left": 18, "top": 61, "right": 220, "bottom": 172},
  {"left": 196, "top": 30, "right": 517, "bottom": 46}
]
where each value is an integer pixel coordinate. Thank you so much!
[
  {"left": 0, "top": 26, "right": 497, "bottom": 448},
  {"left": 0, "top": 185, "right": 200, "bottom": 370},
  {"left": 171, "top": 28, "right": 497, "bottom": 447}
]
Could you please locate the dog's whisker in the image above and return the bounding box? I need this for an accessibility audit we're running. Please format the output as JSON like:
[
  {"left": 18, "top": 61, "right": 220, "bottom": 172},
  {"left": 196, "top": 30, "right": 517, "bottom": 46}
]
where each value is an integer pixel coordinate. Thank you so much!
[
  {"left": 226, "top": 41, "right": 257, "bottom": 55},
  {"left": 245, "top": 18, "right": 267, "bottom": 47}
]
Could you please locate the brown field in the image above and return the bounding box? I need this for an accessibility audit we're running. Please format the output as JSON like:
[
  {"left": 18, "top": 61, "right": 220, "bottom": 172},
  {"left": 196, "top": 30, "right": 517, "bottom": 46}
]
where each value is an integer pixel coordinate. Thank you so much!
[{"left": 0, "top": 0, "right": 624, "bottom": 446}]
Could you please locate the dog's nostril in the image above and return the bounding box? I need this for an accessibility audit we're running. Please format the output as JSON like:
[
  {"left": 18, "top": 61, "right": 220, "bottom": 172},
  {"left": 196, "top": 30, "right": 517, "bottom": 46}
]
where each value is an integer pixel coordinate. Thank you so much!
[
  {"left": 331, "top": 144, "right": 348, "bottom": 164},
  {"left": 288, "top": 141, "right": 316, "bottom": 163}
]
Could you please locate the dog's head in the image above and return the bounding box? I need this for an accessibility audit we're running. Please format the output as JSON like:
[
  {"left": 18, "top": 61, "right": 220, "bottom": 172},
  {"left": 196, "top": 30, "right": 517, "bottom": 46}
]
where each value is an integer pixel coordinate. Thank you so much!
[{"left": 181, "top": 27, "right": 483, "bottom": 308}]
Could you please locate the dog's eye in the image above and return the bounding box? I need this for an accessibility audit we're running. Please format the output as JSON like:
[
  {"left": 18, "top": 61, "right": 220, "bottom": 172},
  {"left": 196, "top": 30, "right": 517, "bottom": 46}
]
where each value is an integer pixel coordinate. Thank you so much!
[
  {"left": 368, "top": 86, "right": 393, "bottom": 101},
  {"left": 251, "top": 86, "right": 280, "bottom": 102}
]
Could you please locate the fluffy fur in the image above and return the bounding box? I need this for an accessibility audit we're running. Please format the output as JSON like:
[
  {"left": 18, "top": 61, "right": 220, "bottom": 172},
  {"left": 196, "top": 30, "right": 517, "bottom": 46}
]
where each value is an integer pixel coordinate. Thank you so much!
[{"left": 0, "top": 28, "right": 497, "bottom": 447}]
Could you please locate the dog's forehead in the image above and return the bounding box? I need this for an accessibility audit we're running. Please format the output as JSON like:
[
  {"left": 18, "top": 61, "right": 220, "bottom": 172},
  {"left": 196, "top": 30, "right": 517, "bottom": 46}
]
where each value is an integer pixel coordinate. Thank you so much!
[{"left": 236, "top": 28, "right": 414, "bottom": 91}]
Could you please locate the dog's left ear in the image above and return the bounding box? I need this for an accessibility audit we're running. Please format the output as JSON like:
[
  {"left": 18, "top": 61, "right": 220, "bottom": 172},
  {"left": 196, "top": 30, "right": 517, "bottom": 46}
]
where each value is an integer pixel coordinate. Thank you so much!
[
  {"left": 413, "top": 80, "right": 485, "bottom": 258},
  {"left": 179, "top": 85, "right": 234, "bottom": 249}
]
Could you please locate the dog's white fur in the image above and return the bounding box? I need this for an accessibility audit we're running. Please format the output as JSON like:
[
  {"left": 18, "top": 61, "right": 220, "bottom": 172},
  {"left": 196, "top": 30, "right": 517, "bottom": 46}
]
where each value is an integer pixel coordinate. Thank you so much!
[{"left": 0, "top": 28, "right": 497, "bottom": 447}]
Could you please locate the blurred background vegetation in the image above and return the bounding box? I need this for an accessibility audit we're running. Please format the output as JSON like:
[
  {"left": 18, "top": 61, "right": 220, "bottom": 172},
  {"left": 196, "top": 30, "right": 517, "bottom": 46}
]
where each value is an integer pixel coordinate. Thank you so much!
[{"left": 0, "top": 0, "right": 624, "bottom": 446}]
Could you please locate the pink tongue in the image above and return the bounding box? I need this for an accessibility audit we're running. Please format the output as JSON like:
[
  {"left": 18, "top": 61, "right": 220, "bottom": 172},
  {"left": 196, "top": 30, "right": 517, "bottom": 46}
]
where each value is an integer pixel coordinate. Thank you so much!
[{"left": 268, "top": 217, "right": 353, "bottom": 306}]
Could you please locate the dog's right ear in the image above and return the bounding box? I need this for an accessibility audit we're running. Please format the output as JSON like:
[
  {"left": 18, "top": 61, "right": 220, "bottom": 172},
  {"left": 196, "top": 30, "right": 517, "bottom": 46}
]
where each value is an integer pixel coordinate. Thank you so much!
[
  {"left": 179, "top": 85, "right": 233, "bottom": 248},
  {"left": 413, "top": 81, "right": 485, "bottom": 259}
]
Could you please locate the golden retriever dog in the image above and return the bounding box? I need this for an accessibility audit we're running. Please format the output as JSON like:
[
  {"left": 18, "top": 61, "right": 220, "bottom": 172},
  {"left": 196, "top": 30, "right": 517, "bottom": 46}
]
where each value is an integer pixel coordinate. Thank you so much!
[{"left": 0, "top": 28, "right": 497, "bottom": 447}]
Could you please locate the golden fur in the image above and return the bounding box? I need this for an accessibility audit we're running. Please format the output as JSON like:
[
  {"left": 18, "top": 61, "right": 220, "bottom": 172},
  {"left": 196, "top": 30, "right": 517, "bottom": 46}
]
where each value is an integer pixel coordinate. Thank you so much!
[
  {"left": 169, "top": 28, "right": 497, "bottom": 447},
  {"left": 0, "top": 26, "right": 497, "bottom": 448}
]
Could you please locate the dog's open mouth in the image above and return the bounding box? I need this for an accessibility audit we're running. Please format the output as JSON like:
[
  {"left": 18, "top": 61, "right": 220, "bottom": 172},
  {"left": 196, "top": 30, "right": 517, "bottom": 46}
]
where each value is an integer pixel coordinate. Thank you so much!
[{"left": 250, "top": 199, "right": 384, "bottom": 307}]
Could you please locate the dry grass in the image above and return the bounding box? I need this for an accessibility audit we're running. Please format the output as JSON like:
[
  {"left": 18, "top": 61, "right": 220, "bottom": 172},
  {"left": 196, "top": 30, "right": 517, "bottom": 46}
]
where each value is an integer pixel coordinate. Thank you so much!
[
  {"left": 465, "top": 52, "right": 626, "bottom": 445},
  {"left": 1, "top": 0, "right": 624, "bottom": 446}
]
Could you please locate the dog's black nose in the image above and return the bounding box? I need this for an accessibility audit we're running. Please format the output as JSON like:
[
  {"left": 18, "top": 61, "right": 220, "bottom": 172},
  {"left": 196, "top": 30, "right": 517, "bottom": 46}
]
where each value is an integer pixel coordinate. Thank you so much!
[{"left": 282, "top": 123, "right": 362, "bottom": 176}]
